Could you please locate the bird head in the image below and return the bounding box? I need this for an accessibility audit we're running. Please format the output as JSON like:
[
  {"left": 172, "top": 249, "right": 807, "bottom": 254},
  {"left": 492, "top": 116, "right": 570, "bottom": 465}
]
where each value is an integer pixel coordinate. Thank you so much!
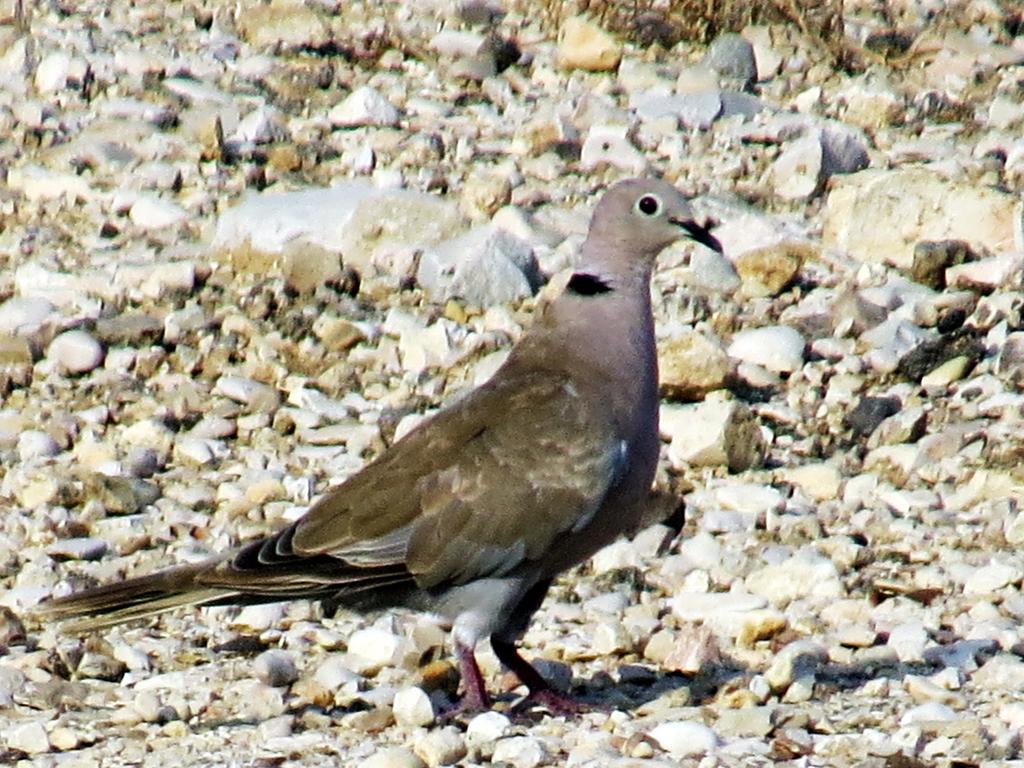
[{"left": 588, "top": 178, "right": 722, "bottom": 259}]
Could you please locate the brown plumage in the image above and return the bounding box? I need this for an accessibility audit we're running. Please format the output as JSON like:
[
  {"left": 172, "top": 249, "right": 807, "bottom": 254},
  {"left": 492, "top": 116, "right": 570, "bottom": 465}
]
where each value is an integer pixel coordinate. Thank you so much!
[{"left": 33, "top": 178, "right": 721, "bottom": 711}]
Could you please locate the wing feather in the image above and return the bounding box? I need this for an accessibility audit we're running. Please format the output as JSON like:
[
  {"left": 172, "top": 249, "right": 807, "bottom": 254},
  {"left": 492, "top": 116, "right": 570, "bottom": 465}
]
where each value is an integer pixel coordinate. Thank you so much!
[{"left": 195, "top": 368, "right": 624, "bottom": 600}]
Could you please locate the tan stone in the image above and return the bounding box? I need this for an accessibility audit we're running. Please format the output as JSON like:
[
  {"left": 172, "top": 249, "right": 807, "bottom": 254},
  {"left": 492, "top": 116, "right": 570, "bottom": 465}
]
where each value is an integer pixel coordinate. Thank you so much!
[
  {"left": 823, "top": 168, "right": 1018, "bottom": 269},
  {"left": 557, "top": 16, "right": 621, "bottom": 72},
  {"left": 236, "top": 0, "right": 330, "bottom": 49},
  {"left": 658, "top": 330, "right": 731, "bottom": 400},
  {"left": 734, "top": 242, "right": 811, "bottom": 298}
]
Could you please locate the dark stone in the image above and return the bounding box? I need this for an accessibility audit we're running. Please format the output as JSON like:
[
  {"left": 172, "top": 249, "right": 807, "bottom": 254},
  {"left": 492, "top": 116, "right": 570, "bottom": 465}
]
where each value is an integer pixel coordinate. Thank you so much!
[
  {"left": 94, "top": 312, "right": 164, "bottom": 346},
  {"left": 897, "top": 331, "right": 985, "bottom": 382},
  {"left": 703, "top": 33, "right": 757, "bottom": 90},
  {"left": 864, "top": 29, "right": 915, "bottom": 57},
  {"left": 487, "top": 34, "right": 521, "bottom": 74},
  {"left": 936, "top": 308, "right": 967, "bottom": 334},
  {"left": 845, "top": 396, "right": 901, "bottom": 437},
  {"left": 910, "top": 240, "right": 974, "bottom": 289},
  {"left": 632, "top": 11, "right": 680, "bottom": 48}
]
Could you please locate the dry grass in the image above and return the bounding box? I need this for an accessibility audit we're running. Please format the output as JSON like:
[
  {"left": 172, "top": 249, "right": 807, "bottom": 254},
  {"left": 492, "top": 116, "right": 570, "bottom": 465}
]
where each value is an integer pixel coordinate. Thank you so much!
[{"left": 513, "top": 0, "right": 845, "bottom": 61}]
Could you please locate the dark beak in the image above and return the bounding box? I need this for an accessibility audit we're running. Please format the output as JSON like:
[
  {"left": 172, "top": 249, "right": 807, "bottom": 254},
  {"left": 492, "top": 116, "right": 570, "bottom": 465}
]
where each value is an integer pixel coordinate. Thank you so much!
[{"left": 672, "top": 217, "right": 723, "bottom": 253}]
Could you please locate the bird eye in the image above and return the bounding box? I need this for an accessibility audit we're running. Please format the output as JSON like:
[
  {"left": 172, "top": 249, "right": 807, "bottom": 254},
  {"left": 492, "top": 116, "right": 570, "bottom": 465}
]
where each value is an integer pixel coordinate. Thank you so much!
[{"left": 636, "top": 194, "right": 661, "bottom": 216}]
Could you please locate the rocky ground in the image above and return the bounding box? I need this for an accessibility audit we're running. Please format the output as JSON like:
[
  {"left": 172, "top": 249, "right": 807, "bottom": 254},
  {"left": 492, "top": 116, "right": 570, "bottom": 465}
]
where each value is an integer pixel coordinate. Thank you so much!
[{"left": 1, "top": 0, "right": 1024, "bottom": 765}]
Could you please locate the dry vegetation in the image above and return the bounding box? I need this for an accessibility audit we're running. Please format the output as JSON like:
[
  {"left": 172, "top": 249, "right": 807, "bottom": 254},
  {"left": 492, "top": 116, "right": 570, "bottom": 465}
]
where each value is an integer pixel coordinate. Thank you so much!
[{"left": 511, "top": 0, "right": 844, "bottom": 51}]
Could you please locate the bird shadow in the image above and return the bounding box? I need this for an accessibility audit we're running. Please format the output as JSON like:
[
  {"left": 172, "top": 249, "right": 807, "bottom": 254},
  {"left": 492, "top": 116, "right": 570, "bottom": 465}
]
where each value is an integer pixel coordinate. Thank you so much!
[{"left": 488, "top": 658, "right": 751, "bottom": 722}]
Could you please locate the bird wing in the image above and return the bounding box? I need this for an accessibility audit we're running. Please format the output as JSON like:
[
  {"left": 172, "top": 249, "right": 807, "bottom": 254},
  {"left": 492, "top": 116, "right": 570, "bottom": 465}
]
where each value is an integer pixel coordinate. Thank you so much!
[
  {"left": 402, "top": 372, "right": 625, "bottom": 589},
  {"left": 198, "top": 368, "right": 626, "bottom": 596}
]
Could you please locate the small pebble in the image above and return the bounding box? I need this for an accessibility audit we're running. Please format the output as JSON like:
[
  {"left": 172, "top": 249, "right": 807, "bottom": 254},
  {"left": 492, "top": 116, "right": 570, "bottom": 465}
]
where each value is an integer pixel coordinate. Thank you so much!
[
  {"left": 254, "top": 650, "right": 299, "bottom": 688},
  {"left": 17, "top": 430, "right": 61, "bottom": 461},
  {"left": 466, "top": 710, "right": 512, "bottom": 754},
  {"left": 47, "top": 330, "right": 105, "bottom": 374},
  {"left": 5, "top": 721, "right": 51, "bottom": 755},
  {"left": 490, "top": 736, "right": 546, "bottom": 768},
  {"left": 648, "top": 721, "right": 719, "bottom": 758},
  {"left": 329, "top": 86, "right": 400, "bottom": 127},
  {"left": 363, "top": 746, "right": 426, "bottom": 768},
  {"left": 392, "top": 686, "right": 434, "bottom": 728},
  {"left": 413, "top": 726, "right": 467, "bottom": 767},
  {"left": 727, "top": 326, "right": 806, "bottom": 373}
]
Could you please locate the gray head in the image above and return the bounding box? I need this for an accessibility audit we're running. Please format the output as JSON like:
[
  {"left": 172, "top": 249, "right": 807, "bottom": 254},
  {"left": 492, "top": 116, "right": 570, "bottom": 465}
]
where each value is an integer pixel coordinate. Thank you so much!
[{"left": 586, "top": 178, "right": 722, "bottom": 262}]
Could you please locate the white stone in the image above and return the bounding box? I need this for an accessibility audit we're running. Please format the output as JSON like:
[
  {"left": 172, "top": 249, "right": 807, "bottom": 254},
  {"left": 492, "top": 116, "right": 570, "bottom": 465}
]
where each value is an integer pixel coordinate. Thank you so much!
[
  {"left": 5, "top": 720, "right": 50, "bottom": 754},
  {"left": 429, "top": 30, "right": 487, "bottom": 58},
  {"left": 946, "top": 254, "right": 1024, "bottom": 292},
  {"left": 232, "top": 602, "right": 286, "bottom": 632},
  {"left": 173, "top": 435, "right": 221, "bottom": 466},
  {"left": 727, "top": 325, "right": 805, "bottom": 373},
  {"left": 764, "top": 639, "right": 828, "bottom": 691},
  {"left": 347, "top": 627, "right": 407, "bottom": 672},
  {"left": 783, "top": 463, "right": 843, "bottom": 501},
  {"left": 592, "top": 620, "right": 631, "bottom": 654},
  {"left": 557, "top": 15, "right": 621, "bottom": 72},
  {"left": 115, "top": 261, "right": 197, "bottom": 300},
  {"left": 860, "top": 316, "right": 932, "bottom": 373},
  {"left": 465, "top": 710, "right": 512, "bottom": 747},
  {"left": 313, "top": 657, "right": 361, "bottom": 691},
  {"left": 6, "top": 165, "right": 93, "bottom": 202},
  {"left": 580, "top": 124, "right": 647, "bottom": 174},
  {"left": 677, "top": 531, "right": 722, "bottom": 571},
  {"left": 590, "top": 539, "right": 643, "bottom": 575},
  {"left": 823, "top": 168, "right": 1018, "bottom": 269},
  {"left": 900, "top": 702, "right": 957, "bottom": 726},
  {"left": 234, "top": 106, "right": 289, "bottom": 143},
  {"left": 213, "top": 183, "right": 462, "bottom": 274},
  {"left": 163, "top": 303, "right": 208, "bottom": 344},
  {"left": 770, "top": 133, "right": 823, "bottom": 200},
  {"left": 46, "top": 537, "right": 108, "bottom": 561},
  {"left": 35, "top": 51, "right": 85, "bottom": 92},
  {"left": 713, "top": 483, "right": 784, "bottom": 517},
  {"left": 0, "top": 296, "right": 56, "bottom": 335},
  {"left": 392, "top": 686, "right": 435, "bottom": 727},
  {"left": 47, "top": 330, "right": 105, "bottom": 374},
  {"left": 363, "top": 747, "right": 426, "bottom": 768},
  {"left": 675, "top": 248, "right": 741, "bottom": 294},
  {"left": 670, "top": 591, "right": 768, "bottom": 638},
  {"left": 214, "top": 375, "right": 281, "bottom": 411},
  {"left": 999, "top": 701, "right": 1024, "bottom": 730},
  {"left": 662, "top": 395, "right": 765, "bottom": 472},
  {"left": 414, "top": 726, "right": 467, "bottom": 767},
  {"left": 745, "top": 551, "right": 843, "bottom": 606},
  {"left": 129, "top": 195, "right": 188, "bottom": 230},
  {"left": 397, "top": 321, "right": 456, "bottom": 375},
  {"left": 418, "top": 226, "right": 538, "bottom": 307},
  {"left": 17, "top": 430, "right": 61, "bottom": 461},
  {"left": 491, "top": 736, "right": 546, "bottom": 768},
  {"left": 254, "top": 650, "right": 299, "bottom": 687},
  {"left": 964, "top": 559, "right": 1023, "bottom": 594},
  {"left": 111, "top": 642, "right": 151, "bottom": 672},
  {"left": 329, "top": 86, "right": 399, "bottom": 127},
  {"left": 648, "top": 721, "right": 719, "bottom": 758}
]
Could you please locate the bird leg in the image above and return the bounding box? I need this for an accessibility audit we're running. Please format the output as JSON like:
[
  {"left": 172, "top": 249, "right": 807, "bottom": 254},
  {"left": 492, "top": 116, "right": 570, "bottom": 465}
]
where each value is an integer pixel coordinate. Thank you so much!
[
  {"left": 453, "top": 639, "right": 492, "bottom": 712},
  {"left": 490, "top": 636, "right": 584, "bottom": 715}
]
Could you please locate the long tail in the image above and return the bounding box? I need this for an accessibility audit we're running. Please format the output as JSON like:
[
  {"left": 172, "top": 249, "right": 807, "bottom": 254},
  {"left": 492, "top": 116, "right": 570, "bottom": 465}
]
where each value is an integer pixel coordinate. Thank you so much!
[
  {"left": 31, "top": 531, "right": 419, "bottom": 632},
  {"left": 31, "top": 560, "right": 238, "bottom": 632}
]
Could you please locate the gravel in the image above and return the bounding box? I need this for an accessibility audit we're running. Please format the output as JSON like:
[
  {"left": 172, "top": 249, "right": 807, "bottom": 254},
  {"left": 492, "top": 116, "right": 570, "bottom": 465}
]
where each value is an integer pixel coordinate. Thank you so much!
[{"left": 2, "top": 0, "right": 1024, "bottom": 765}]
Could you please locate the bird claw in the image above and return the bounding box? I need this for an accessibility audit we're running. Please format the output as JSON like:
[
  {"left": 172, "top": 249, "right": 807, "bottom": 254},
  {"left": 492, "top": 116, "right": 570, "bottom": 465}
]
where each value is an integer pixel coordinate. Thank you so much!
[
  {"left": 437, "top": 695, "right": 489, "bottom": 723},
  {"left": 513, "top": 687, "right": 589, "bottom": 717}
]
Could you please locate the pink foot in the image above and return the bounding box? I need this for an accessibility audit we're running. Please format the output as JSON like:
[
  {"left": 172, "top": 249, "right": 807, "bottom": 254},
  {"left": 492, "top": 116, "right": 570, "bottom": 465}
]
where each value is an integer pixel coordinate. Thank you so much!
[
  {"left": 515, "top": 687, "right": 588, "bottom": 716},
  {"left": 439, "top": 640, "right": 491, "bottom": 719}
]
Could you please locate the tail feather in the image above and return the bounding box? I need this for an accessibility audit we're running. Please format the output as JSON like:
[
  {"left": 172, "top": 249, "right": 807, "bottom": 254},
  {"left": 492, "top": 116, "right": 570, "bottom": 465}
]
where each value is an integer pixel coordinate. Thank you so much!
[{"left": 32, "top": 561, "right": 237, "bottom": 632}]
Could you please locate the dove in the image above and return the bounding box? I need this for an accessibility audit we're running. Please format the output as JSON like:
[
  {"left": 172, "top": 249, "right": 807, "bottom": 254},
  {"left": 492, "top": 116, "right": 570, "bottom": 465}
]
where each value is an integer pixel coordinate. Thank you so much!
[{"left": 33, "top": 178, "right": 722, "bottom": 712}]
